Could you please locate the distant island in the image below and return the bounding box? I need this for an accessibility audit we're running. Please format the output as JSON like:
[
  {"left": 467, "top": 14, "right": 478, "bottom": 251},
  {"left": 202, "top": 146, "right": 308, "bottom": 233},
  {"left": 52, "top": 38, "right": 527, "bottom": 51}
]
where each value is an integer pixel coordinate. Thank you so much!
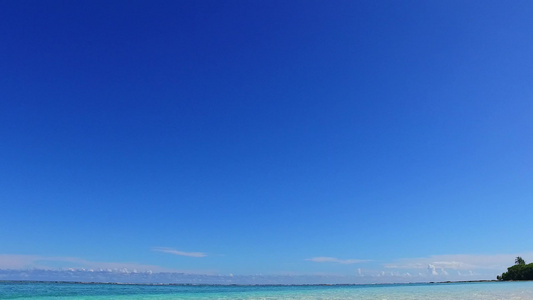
[{"left": 497, "top": 257, "right": 533, "bottom": 281}]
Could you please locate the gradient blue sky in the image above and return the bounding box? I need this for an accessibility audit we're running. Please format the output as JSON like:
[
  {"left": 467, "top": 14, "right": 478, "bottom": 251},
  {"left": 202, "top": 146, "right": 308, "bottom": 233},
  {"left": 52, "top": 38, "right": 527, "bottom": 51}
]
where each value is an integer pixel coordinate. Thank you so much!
[{"left": 1, "top": 0, "right": 532, "bottom": 283}]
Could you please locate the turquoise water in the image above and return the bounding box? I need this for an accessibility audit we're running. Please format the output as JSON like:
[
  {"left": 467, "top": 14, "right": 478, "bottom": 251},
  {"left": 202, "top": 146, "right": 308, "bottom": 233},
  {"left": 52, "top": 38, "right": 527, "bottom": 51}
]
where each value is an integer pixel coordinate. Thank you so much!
[{"left": 1, "top": 281, "right": 533, "bottom": 299}]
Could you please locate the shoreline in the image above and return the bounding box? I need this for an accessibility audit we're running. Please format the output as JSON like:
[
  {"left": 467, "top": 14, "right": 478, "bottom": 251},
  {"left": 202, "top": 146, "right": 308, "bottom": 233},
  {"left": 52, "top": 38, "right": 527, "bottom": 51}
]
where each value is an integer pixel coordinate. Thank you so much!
[{"left": 0, "top": 279, "right": 503, "bottom": 286}]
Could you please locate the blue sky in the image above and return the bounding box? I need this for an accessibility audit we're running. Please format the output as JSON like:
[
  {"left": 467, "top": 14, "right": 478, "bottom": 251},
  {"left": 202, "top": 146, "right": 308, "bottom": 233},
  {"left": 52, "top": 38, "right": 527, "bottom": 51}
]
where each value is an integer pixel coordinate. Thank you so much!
[{"left": 1, "top": 0, "right": 532, "bottom": 283}]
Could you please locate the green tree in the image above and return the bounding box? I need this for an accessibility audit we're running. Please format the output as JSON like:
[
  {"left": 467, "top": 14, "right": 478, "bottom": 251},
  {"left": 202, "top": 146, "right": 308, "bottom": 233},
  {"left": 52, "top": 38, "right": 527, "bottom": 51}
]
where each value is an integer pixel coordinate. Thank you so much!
[
  {"left": 498, "top": 258, "right": 533, "bottom": 281},
  {"left": 515, "top": 256, "right": 525, "bottom": 265}
]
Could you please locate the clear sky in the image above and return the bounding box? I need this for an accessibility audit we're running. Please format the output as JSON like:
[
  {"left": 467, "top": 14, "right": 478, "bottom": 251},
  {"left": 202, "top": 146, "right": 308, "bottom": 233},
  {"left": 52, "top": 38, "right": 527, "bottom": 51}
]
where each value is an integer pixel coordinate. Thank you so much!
[{"left": 1, "top": 0, "right": 532, "bottom": 283}]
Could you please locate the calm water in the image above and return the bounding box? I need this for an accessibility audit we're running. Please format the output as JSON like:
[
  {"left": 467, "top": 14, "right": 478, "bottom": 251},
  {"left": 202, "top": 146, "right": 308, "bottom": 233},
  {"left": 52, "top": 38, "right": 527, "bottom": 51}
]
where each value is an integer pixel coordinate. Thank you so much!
[{"left": 1, "top": 281, "right": 533, "bottom": 299}]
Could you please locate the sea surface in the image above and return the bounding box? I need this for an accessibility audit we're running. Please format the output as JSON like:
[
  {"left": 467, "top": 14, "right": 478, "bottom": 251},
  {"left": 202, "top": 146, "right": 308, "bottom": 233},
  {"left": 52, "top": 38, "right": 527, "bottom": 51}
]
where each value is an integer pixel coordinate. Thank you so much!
[{"left": 1, "top": 281, "right": 533, "bottom": 299}]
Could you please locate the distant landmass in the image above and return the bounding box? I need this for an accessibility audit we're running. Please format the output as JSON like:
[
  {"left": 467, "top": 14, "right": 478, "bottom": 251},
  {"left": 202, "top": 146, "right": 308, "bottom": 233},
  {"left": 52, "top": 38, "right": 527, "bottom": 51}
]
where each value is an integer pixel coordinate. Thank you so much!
[{"left": 497, "top": 257, "right": 533, "bottom": 281}]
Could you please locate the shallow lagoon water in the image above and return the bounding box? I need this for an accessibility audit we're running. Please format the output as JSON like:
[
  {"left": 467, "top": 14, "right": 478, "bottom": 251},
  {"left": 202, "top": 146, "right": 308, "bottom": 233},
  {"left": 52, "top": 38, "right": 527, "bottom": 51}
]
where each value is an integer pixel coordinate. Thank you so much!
[{"left": 1, "top": 281, "right": 533, "bottom": 299}]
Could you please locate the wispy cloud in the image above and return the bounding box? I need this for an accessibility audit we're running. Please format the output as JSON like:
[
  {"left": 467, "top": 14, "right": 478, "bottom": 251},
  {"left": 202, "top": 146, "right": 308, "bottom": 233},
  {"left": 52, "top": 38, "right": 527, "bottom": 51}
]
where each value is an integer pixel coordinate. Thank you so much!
[
  {"left": 384, "top": 253, "right": 533, "bottom": 271},
  {"left": 307, "top": 256, "right": 368, "bottom": 264},
  {"left": 0, "top": 254, "right": 176, "bottom": 273},
  {"left": 152, "top": 247, "right": 207, "bottom": 258},
  {"left": 0, "top": 254, "right": 43, "bottom": 269},
  {"left": 0, "top": 269, "right": 425, "bottom": 284}
]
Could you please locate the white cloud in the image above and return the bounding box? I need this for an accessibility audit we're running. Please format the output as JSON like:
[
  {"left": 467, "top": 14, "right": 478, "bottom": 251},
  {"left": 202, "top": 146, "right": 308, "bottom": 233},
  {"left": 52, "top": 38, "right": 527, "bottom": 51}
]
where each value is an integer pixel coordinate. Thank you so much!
[
  {"left": 384, "top": 253, "right": 533, "bottom": 271},
  {"left": 427, "top": 264, "right": 438, "bottom": 276},
  {"left": 3, "top": 252, "right": 528, "bottom": 284},
  {"left": 379, "top": 252, "right": 533, "bottom": 281},
  {"left": 0, "top": 269, "right": 446, "bottom": 284},
  {"left": 152, "top": 247, "right": 207, "bottom": 258},
  {"left": 306, "top": 257, "right": 368, "bottom": 264},
  {"left": 0, "top": 254, "right": 177, "bottom": 273}
]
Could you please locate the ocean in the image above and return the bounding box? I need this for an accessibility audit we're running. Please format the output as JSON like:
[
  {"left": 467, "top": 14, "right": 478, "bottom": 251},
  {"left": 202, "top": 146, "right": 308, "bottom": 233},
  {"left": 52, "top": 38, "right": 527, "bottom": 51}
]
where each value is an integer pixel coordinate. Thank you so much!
[{"left": 1, "top": 281, "right": 533, "bottom": 299}]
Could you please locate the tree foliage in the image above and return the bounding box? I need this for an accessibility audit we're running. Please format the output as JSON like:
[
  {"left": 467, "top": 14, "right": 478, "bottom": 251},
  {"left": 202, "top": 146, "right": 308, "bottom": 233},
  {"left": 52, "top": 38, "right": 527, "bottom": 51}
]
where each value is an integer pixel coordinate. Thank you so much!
[
  {"left": 515, "top": 256, "right": 525, "bottom": 265},
  {"left": 498, "top": 258, "right": 533, "bottom": 281}
]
